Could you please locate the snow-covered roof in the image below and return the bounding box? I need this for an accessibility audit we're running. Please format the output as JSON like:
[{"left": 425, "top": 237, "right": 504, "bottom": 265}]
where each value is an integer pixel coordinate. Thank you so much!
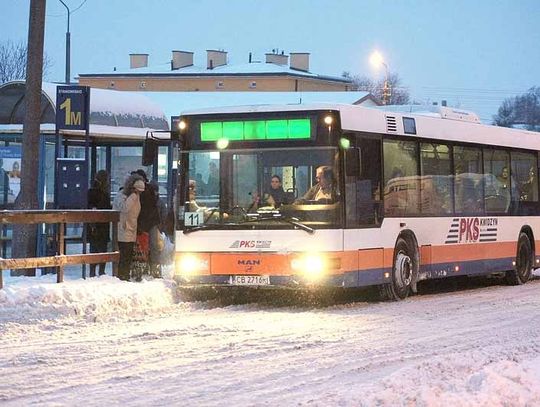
[
  {"left": 374, "top": 104, "right": 481, "bottom": 123},
  {"left": 78, "top": 61, "right": 351, "bottom": 83},
  {"left": 0, "top": 123, "right": 154, "bottom": 140},
  {"left": 0, "top": 81, "right": 168, "bottom": 130},
  {"left": 140, "top": 91, "right": 377, "bottom": 119}
]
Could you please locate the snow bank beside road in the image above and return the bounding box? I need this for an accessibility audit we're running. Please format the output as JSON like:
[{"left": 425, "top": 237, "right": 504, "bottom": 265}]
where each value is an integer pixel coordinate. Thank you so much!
[{"left": 0, "top": 275, "right": 177, "bottom": 322}]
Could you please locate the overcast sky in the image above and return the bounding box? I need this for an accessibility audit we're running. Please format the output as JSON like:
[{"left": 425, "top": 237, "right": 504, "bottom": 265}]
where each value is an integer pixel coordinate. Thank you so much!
[{"left": 4, "top": 0, "right": 539, "bottom": 122}]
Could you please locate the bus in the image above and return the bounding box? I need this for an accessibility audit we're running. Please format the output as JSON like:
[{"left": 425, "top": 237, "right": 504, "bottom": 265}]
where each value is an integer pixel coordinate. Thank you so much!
[{"left": 172, "top": 103, "right": 540, "bottom": 300}]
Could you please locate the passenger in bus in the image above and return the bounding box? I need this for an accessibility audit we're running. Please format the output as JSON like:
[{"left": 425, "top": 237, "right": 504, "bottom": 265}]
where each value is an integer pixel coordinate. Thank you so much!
[
  {"left": 520, "top": 166, "right": 537, "bottom": 201},
  {"left": 263, "top": 175, "right": 291, "bottom": 208},
  {"left": 206, "top": 162, "right": 219, "bottom": 195},
  {"left": 496, "top": 166, "right": 510, "bottom": 191},
  {"left": 296, "top": 165, "right": 337, "bottom": 203}
]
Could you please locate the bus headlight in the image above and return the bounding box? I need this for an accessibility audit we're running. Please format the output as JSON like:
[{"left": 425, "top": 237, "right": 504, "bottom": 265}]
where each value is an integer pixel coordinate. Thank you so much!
[
  {"left": 176, "top": 254, "right": 208, "bottom": 276},
  {"left": 291, "top": 253, "right": 326, "bottom": 281}
]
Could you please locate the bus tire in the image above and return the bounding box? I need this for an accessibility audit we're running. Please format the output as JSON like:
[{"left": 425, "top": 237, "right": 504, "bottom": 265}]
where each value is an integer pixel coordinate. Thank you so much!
[
  {"left": 381, "top": 237, "right": 416, "bottom": 300},
  {"left": 506, "top": 232, "right": 533, "bottom": 285}
]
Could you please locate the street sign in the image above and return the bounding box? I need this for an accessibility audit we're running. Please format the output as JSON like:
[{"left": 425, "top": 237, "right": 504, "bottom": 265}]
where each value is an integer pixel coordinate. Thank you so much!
[{"left": 55, "top": 86, "right": 90, "bottom": 131}]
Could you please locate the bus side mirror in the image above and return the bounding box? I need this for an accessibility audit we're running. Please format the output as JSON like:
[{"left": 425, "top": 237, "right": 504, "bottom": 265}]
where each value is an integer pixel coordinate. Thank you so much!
[
  {"left": 345, "top": 147, "right": 361, "bottom": 177},
  {"left": 142, "top": 139, "right": 158, "bottom": 166}
]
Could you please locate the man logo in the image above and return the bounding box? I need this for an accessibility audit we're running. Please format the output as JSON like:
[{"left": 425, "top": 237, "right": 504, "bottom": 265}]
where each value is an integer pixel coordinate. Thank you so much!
[{"left": 237, "top": 259, "right": 261, "bottom": 266}]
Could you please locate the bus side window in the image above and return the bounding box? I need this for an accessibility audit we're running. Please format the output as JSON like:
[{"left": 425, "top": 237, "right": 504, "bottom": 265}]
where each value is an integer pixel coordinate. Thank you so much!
[
  {"left": 383, "top": 139, "right": 419, "bottom": 217},
  {"left": 511, "top": 151, "right": 539, "bottom": 215},
  {"left": 453, "top": 145, "right": 483, "bottom": 215},
  {"left": 483, "top": 148, "right": 512, "bottom": 214},
  {"left": 345, "top": 136, "right": 382, "bottom": 227}
]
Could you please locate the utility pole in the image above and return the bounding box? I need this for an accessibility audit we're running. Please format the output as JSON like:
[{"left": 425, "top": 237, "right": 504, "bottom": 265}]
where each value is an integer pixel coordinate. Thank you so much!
[{"left": 12, "top": 0, "right": 46, "bottom": 275}]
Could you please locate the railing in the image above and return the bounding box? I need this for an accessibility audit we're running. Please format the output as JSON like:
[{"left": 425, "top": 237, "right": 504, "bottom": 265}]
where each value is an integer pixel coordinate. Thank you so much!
[{"left": 0, "top": 210, "right": 119, "bottom": 289}]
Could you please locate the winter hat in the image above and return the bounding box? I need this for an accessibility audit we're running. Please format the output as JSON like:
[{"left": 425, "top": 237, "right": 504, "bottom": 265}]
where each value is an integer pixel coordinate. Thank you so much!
[
  {"left": 131, "top": 169, "right": 149, "bottom": 182},
  {"left": 134, "top": 180, "right": 146, "bottom": 192}
]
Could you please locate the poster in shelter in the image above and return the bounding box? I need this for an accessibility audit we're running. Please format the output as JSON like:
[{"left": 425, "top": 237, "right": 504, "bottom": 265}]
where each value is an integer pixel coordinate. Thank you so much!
[{"left": 0, "top": 146, "right": 22, "bottom": 203}]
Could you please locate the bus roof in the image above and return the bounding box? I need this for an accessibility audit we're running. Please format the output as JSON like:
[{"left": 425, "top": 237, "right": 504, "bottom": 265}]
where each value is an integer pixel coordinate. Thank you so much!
[{"left": 181, "top": 102, "right": 540, "bottom": 151}]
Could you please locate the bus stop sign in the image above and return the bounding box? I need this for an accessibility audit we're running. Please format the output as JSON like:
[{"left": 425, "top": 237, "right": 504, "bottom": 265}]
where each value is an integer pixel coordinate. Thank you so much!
[{"left": 55, "top": 86, "right": 90, "bottom": 131}]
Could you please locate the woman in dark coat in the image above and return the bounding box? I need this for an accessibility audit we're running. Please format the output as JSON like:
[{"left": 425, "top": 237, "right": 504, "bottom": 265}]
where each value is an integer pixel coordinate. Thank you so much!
[
  {"left": 263, "top": 175, "right": 289, "bottom": 208},
  {"left": 88, "top": 170, "right": 112, "bottom": 277}
]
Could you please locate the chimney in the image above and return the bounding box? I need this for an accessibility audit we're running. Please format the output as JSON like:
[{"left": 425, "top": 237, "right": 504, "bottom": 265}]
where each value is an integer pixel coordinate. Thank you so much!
[
  {"left": 265, "top": 51, "right": 288, "bottom": 66},
  {"left": 207, "top": 49, "right": 227, "bottom": 69},
  {"left": 290, "top": 52, "right": 310, "bottom": 72},
  {"left": 172, "top": 50, "right": 194, "bottom": 70},
  {"left": 129, "top": 53, "right": 149, "bottom": 69}
]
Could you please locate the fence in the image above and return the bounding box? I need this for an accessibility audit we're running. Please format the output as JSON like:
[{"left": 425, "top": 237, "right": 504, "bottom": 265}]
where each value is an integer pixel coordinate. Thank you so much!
[{"left": 0, "top": 210, "right": 119, "bottom": 289}]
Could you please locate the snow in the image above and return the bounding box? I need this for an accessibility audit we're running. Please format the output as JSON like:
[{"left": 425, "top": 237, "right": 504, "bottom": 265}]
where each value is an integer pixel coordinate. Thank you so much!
[
  {"left": 141, "top": 91, "right": 374, "bottom": 119},
  {"left": 1, "top": 272, "right": 540, "bottom": 406},
  {"left": 79, "top": 60, "right": 347, "bottom": 82}
]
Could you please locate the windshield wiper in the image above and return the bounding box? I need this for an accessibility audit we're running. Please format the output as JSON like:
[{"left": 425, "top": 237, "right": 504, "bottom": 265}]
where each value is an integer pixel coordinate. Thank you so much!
[
  {"left": 242, "top": 214, "right": 315, "bottom": 234},
  {"left": 184, "top": 214, "right": 315, "bottom": 235},
  {"left": 183, "top": 222, "right": 230, "bottom": 234}
]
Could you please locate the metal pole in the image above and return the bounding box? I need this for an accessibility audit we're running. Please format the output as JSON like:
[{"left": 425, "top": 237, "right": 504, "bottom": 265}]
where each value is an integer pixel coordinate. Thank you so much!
[{"left": 59, "top": 0, "right": 71, "bottom": 84}]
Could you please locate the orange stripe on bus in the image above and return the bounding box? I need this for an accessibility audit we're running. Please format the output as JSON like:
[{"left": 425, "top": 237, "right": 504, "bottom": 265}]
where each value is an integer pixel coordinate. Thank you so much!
[
  {"left": 177, "top": 240, "right": 523, "bottom": 276},
  {"left": 430, "top": 242, "right": 516, "bottom": 263}
]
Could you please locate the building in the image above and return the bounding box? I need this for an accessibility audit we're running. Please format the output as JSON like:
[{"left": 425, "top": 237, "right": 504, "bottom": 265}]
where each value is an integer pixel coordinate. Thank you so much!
[{"left": 78, "top": 49, "right": 353, "bottom": 92}]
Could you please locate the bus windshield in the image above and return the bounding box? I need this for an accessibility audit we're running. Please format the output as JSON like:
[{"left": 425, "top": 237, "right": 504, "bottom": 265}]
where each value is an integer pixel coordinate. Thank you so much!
[{"left": 180, "top": 146, "right": 342, "bottom": 231}]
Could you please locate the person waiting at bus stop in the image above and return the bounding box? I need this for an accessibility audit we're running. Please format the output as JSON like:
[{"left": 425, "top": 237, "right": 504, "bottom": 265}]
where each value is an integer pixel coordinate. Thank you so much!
[
  {"left": 296, "top": 165, "right": 337, "bottom": 203},
  {"left": 114, "top": 175, "right": 145, "bottom": 281},
  {"left": 87, "top": 170, "right": 112, "bottom": 277}
]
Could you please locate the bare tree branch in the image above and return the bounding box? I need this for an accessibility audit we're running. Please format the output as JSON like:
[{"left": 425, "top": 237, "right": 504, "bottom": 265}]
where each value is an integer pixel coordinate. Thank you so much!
[{"left": 0, "top": 40, "right": 51, "bottom": 84}]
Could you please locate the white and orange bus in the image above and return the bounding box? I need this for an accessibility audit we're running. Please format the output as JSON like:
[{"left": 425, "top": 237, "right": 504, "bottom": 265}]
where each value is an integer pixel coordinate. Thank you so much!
[{"left": 173, "top": 103, "right": 540, "bottom": 300}]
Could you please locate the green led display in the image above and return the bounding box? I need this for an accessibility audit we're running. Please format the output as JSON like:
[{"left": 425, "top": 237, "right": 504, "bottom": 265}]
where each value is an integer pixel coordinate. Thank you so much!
[
  {"left": 223, "top": 121, "right": 244, "bottom": 140},
  {"left": 289, "top": 119, "right": 311, "bottom": 139},
  {"left": 200, "top": 122, "right": 222, "bottom": 141},
  {"left": 200, "top": 118, "right": 311, "bottom": 142}
]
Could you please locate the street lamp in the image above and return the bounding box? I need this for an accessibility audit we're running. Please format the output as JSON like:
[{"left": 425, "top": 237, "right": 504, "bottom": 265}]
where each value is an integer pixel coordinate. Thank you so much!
[
  {"left": 369, "top": 51, "right": 390, "bottom": 105},
  {"left": 58, "top": 0, "right": 71, "bottom": 84}
]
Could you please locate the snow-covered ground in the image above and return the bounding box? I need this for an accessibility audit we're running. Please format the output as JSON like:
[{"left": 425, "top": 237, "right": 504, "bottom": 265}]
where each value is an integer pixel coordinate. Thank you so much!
[{"left": 1, "top": 271, "right": 540, "bottom": 406}]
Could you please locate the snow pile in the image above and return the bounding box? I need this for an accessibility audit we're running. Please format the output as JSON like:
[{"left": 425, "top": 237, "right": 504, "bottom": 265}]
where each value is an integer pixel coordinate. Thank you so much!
[
  {"left": 349, "top": 354, "right": 540, "bottom": 407},
  {"left": 0, "top": 274, "right": 177, "bottom": 322}
]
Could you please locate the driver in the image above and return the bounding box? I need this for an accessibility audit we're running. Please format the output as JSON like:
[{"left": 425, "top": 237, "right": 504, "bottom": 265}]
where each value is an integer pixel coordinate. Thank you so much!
[
  {"left": 296, "top": 165, "right": 337, "bottom": 203},
  {"left": 187, "top": 179, "right": 227, "bottom": 221}
]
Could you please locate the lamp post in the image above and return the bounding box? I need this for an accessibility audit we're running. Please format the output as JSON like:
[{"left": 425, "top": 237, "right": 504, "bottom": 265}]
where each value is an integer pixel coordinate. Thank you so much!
[
  {"left": 58, "top": 0, "right": 71, "bottom": 84},
  {"left": 369, "top": 51, "right": 391, "bottom": 105}
]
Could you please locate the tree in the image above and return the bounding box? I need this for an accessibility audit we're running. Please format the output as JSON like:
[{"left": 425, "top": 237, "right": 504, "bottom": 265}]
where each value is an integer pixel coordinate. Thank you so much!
[
  {"left": 0, "top": 39, "right": 51, "bottom": 84},
  {"left": 343, "top": 71, "right": 410, "bottom": 105},
  {"left": 493, "top": 87, "right": 540, "bottom": 131}
]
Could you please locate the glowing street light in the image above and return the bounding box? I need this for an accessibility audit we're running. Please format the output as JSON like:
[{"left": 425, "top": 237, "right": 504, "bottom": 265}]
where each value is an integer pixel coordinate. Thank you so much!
[{"left": 369, "top": 50, "right": 391, "bottom": 105}]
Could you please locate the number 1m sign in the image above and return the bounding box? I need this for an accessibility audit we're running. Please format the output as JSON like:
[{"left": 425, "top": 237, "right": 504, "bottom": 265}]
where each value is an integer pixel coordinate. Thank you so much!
[{"left": 55, "top": 86, "right": 90, "bottom": 131}]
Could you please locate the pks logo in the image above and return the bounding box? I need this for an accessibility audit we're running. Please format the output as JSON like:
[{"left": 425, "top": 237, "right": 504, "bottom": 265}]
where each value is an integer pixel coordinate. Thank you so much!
[
  {"left": 445, "top": 218, "right": 498, "bottom": 244},
  {"left": 458, "top": 218, "right": 479, "bottom": 243},
  {"left": 229, "top": 240, "right": 271, "bottom": 249}
]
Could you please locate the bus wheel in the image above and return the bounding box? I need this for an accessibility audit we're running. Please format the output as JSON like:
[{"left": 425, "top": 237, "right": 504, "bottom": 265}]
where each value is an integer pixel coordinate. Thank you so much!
[
  {"left": 381, "top": 237, "right": 416, "bottom": 300},
  {"left": 506, "top": 232, "right": 533, "bottom": 285}
]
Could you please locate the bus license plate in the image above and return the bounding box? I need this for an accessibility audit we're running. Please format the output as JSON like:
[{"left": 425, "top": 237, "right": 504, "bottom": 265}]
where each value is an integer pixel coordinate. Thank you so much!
[{"left": 231, "top": 275, "right": 270, "bottom": 286}]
